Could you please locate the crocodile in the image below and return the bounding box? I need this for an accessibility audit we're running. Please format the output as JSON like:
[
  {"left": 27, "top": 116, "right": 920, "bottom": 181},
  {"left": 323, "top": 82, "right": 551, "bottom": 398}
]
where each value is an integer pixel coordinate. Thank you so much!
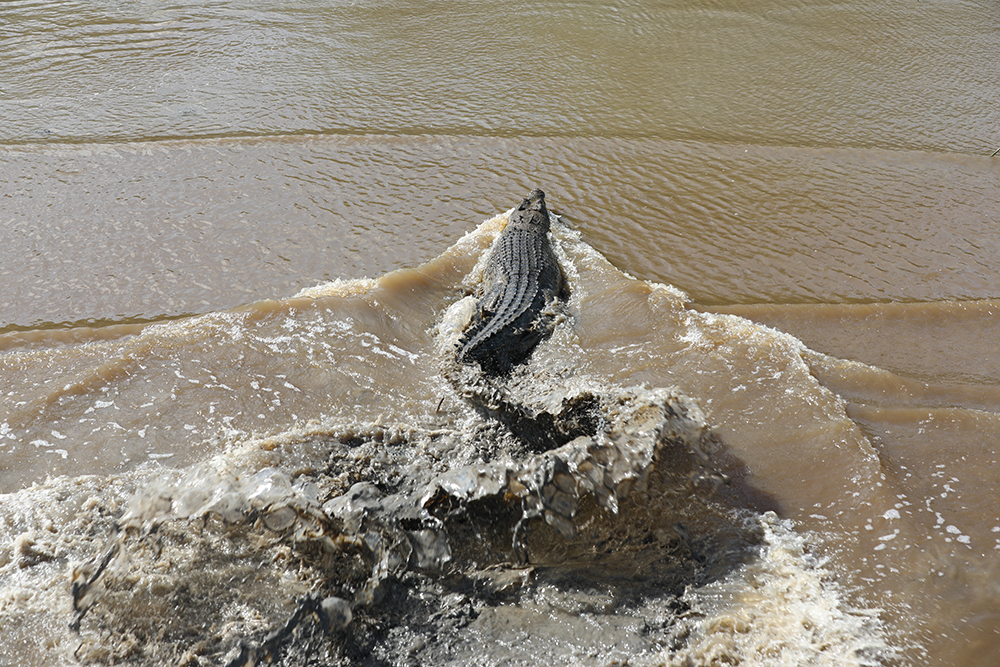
[{"left": 456, "top": 188, "right": 568, "bottom": 376}]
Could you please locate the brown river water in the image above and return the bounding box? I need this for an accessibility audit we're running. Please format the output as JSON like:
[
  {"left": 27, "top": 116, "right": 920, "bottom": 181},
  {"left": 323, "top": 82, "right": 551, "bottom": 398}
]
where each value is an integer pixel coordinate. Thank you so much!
[{"left": 2, "top": 1, "right": 1000, "bottom": 665}]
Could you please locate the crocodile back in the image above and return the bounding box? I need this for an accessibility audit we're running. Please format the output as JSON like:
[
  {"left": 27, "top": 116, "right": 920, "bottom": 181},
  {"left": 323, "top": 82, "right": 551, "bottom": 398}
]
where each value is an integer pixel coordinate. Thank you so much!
[{"left": 456, "top": 193, "right": 565, "bottom": 375}]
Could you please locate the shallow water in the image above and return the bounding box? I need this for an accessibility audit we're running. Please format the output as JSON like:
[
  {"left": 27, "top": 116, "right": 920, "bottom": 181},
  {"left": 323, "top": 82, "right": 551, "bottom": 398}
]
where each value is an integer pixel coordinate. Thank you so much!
[{"left": 2, "top": 1, "right": 1000, "bottom": 666}]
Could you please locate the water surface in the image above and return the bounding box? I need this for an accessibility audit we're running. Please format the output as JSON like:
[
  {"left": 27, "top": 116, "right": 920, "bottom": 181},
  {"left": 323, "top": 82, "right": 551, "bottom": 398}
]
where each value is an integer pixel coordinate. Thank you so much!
[{"left": 2, "top": 1, "right": 999, "bottom": 666}]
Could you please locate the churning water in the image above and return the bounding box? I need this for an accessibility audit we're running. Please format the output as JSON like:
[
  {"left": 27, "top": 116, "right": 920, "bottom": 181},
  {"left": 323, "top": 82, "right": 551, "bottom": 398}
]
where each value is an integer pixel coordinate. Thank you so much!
[{"left": 2, "top": 1, "right": 1000, "bottom": 666}]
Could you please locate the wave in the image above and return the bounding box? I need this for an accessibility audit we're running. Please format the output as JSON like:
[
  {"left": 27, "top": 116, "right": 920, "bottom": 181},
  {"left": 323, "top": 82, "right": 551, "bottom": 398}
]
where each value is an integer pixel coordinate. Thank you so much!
[{"left": 0, "top": 208, "right": 903, "bottom": 666}]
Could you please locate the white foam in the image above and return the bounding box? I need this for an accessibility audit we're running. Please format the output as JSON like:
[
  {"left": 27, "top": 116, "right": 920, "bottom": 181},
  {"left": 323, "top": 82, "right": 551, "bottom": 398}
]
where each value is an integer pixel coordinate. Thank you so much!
[{"left": 662, "top": 513, "right": 889, "bottom": 667}]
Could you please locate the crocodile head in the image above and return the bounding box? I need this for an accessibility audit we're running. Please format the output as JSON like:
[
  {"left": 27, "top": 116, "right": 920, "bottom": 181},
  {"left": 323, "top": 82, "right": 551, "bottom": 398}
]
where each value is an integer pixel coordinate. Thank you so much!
[{"left": 511, "top": 188, "right": 550, "bottom": 231}]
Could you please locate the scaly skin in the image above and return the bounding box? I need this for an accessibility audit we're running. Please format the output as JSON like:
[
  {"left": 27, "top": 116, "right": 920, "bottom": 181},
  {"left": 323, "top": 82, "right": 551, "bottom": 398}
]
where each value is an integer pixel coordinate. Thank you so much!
[{"left": 456, "top": 189, "right": 566, "bottom": 375}]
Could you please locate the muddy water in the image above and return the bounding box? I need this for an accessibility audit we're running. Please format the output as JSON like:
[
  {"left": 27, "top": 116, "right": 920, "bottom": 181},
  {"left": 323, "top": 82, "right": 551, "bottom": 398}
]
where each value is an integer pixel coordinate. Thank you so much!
[
  {"left": 5, "top": 137, "right": 999, "bottom": 330},
  {"left": 2, "top": 0, "right": 1000, "bottom": 666}
]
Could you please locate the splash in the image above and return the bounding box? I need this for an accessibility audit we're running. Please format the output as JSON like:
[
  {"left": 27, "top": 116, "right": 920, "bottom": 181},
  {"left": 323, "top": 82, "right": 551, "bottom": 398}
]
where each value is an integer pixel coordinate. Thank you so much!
[
  {"left": 69, "top": 374, "right": 732, "bottom": 665},
  {"left": 0, "top": 208, "right": 890, "bottom": 666}
]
